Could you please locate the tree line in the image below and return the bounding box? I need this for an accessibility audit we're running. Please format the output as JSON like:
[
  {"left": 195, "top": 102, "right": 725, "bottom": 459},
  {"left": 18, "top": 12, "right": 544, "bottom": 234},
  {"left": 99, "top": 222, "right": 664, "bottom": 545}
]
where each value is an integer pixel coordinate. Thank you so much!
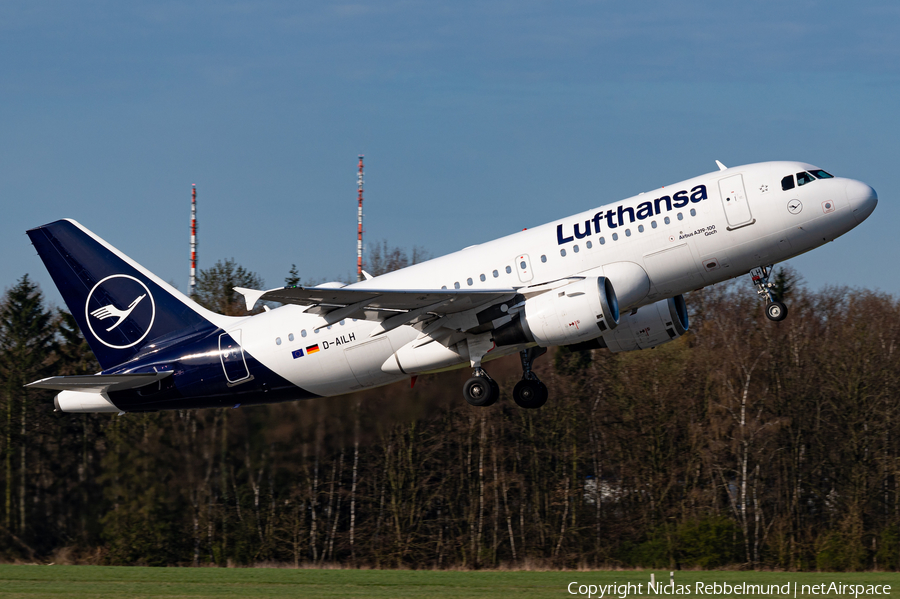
[{"left": 0, "top": 257, "right": 898, "bottom": 570}]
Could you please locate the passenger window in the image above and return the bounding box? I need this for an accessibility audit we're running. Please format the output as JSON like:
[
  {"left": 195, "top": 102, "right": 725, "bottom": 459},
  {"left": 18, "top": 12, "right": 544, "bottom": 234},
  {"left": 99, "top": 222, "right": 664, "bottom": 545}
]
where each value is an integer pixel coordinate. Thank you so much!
[
  {"left": 519, "top": 260, "right": 527, "bottom": 269},
  {"left": 441, "top": 285, "right": 447, "bottom": 289},
  {"left": 782, "top": 175, "right": 795, "bottom": 191},
  {"left": 638, "top": 225, "right": 644, "bottom": 233},
  {"left": 797, "top": 171, "right": 815, "bottom": 186},
  {"left": 492, "top": 270, "right": 499, "bottom": 278},
  {"left": 651, "top": 221, "right": 657, "bottom": 229},
  {"left": 288, "top": 333, "right": 294, "bottom": 342},
  {"left": 301, "top": 330, "right": 307, "bottom": 337},
  {"left": 467, "top": 277, "right": 473, "bottom": 286},
  {"left": 541, "top": 255, "right": 547, "bottom": 263},
  {"left": 599, "top": 237, "right": 606, "bottom": 245},
  {"left": 664, "top": 216, "right": 671, "bottom": 225},
  {"left": 677, "top": 213, "right": 684, "bottom": 221},
  {"left": 275, "top": 337, "right": 282, "bottom": 345},
  {"left": 586, "top": 240, "right": 592, "bottom": 249},
  {"left": 573, "top": 245, "right": 579, "bottom": 253},
  {"left": 625, "top": 229, "right": 631, "bottom": 237},
  {"left": 690, "top": 208, "right": 696, "bottom": 216},
  {"left": 560, "top": 249, "right": 566, "bottom": 257},
  {"left": 505, "top": 266, "right": 512, "bottom": 274},
  {"left": 454, "top": 282, "right": 460, "bottom": 289},
  {"left": 612, "top": 233, "right": 618, "bottom": 241},
  {"left": 810, "top": 169, "right": 833, "bottom": 179},
  {"left": 479, "top": 274, "right": 486, "bottom": 282}
]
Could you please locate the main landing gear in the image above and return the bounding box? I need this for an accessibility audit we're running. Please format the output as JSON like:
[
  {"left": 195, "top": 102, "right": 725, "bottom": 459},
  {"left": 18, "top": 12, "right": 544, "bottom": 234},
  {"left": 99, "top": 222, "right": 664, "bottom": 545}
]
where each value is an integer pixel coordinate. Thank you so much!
[
  {"left": 461, "top": 347, "right": 550, "bottom": 409},
  {"left": 750, "top": 266, "right": 788, "bottom": 322},
  {"left": 512, "top": 347, "right": 548, "bottom": 409},
  {"left": 463, "top": 368, "right": 500, "bottom": 407}
]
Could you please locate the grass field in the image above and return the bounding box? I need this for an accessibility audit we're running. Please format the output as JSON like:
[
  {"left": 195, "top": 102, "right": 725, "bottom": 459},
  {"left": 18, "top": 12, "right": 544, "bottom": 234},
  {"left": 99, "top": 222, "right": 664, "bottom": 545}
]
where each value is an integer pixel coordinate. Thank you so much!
[{"left": 0, "top": 565, "right": 896, "bottom": 599}]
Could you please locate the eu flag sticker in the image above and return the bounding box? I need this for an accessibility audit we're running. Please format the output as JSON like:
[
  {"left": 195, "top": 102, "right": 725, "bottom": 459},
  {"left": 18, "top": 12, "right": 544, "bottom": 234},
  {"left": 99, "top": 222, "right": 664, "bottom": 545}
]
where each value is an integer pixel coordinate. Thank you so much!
[{"left": 292, "top": 348, "right": 305, "bottom": 359}]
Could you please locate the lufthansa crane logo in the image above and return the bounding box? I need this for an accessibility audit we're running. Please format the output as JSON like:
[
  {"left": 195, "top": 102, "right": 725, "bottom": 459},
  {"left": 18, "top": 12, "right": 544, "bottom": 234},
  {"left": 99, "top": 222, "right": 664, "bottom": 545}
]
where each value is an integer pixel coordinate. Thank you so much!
[{"left": 85, "top": 275, "right": 156, "bottom": 349}]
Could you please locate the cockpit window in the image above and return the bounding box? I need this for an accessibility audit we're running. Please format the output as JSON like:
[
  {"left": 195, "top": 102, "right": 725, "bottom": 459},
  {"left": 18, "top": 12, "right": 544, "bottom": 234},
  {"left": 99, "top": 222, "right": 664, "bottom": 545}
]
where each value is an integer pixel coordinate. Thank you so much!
[
  {"left": 781, "top": 175, "right": 795, "bottom": 191},
  {"left": 809, "top": 169, "right": 833, "bottom": 179},
  {"left": 797, "top": 171, "right": 816, "bottom": 186}
]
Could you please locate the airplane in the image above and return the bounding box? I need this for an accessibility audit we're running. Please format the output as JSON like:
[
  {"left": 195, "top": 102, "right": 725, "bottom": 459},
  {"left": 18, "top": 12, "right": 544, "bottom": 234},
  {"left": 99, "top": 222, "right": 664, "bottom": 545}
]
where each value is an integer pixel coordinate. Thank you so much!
[{"left": 26, "top": 160, "right": 877, "bottom": 413}]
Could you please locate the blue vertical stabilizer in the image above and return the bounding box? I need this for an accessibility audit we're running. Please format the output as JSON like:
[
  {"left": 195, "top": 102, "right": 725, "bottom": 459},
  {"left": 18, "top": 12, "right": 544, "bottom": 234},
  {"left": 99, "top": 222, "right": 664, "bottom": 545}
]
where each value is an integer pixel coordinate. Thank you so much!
[{"left": 27, "top": 219, "right": 232, "bottom": 370}]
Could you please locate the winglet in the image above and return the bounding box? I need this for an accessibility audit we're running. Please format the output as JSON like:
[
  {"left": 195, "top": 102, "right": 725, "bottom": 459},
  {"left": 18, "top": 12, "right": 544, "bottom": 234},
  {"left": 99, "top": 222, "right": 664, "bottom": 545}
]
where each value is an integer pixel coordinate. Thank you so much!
[
  {"left": 715, "top": 160, "right": 727, "bottom": 171},
  {"left": 361, "top": 270, "right": 374, "bottom": 281},
  {"left": 234, "top": 287, "right": 268, "bottom": 311}
]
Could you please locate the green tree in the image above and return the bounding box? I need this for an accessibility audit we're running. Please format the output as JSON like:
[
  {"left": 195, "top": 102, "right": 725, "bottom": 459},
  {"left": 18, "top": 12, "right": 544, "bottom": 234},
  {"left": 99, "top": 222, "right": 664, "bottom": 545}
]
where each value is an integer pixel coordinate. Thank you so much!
[
  {"left": 0, "top": 275, "right": 56, "bottom": 543},
  {"left": 771, "top": 266, "right": 799, "bottom": 302},
  {"left": 193, "top": 259, "right": 264, "bottom": 316},
  {"left": 56, "top": 309, "right": 99, "bottom": 375},
  {"left": 285, "top": 264, "right": 301, "bottom": 287}
]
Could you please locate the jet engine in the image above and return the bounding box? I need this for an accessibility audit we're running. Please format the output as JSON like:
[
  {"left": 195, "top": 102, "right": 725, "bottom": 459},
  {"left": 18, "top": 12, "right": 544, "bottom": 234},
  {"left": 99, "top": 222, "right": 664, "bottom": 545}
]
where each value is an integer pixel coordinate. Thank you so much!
[
  {"left": 601, "top": 294, "right": 689, "bottom": 352},
  {"left": 494, "top": 277, "right": 619, "bottom": 347}
]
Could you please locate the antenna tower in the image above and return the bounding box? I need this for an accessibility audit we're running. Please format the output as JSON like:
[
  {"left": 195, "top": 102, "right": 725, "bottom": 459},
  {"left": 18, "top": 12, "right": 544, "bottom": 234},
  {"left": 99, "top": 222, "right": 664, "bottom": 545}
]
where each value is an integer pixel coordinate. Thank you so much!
[
  {"left": 357, "top": 155, "right": 364, "bottom": 282},
  {"left": 190, "top": 184, "right": 197, "bottom": 296}
]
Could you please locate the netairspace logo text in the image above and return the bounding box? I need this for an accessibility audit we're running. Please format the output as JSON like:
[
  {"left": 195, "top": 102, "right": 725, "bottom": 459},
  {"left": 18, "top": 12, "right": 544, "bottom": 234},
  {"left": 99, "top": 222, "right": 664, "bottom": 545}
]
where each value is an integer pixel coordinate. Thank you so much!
[{"left": 566, "top": 581, "right": 893, "bottom": 598}]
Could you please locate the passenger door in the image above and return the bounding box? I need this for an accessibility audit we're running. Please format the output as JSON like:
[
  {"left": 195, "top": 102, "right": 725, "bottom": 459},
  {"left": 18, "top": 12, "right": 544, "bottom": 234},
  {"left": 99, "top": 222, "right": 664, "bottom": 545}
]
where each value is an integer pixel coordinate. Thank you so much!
[{"left": 718, "top": 174, "right": 754, "bottom": 229}]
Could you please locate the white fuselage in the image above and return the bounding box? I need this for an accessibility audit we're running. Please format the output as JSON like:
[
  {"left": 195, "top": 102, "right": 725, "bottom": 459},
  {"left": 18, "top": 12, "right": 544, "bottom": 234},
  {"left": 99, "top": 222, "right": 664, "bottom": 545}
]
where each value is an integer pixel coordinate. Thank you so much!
[{"left": 231, "top": 161, "right": 876, "bottom": 397}]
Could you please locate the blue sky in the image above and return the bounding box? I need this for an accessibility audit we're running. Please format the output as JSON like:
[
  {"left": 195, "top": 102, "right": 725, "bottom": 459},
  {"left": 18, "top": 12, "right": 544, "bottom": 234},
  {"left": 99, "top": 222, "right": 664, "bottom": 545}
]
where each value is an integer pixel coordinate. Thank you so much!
[{"left": 3, "top": 1, "right": 899, "bottom": 309}]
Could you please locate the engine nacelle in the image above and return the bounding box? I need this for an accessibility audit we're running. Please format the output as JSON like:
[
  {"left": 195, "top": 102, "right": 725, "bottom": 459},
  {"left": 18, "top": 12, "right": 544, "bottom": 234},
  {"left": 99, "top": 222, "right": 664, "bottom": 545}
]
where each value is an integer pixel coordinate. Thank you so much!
[
  {"left": 495, "top": 277, "right": 619, "bottom": 348},
  {"left": 602, "top": 294, "right": 689, "bottom": 352}
]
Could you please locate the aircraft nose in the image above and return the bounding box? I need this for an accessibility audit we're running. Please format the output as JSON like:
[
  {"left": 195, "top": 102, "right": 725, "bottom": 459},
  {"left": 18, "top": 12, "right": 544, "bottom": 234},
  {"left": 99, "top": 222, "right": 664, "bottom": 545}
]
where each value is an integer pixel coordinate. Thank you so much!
[{"left": 845, "top": 179, "right": 878, "bottom": 224}]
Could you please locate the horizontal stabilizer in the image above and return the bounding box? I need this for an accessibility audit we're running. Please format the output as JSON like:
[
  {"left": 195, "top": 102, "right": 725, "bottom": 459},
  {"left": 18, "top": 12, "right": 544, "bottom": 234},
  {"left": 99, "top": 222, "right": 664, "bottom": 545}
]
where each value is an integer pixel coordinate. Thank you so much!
[{"left": 26, "top": 372, "right": 173, "bottom": 393}]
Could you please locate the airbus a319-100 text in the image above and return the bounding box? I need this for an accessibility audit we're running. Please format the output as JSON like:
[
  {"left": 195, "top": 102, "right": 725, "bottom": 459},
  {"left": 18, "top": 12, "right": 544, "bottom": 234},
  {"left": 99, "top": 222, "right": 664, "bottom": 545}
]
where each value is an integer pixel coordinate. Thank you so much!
[{"left": 26, "top": 160, "right": 878, "bottom": 412}]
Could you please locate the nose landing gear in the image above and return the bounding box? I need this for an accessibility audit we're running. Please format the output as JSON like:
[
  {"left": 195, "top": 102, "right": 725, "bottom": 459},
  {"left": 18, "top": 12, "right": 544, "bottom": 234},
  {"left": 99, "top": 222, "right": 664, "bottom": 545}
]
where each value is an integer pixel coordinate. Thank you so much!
[{"left": 750, "top": 266, "right": 788, "bottom": 322}]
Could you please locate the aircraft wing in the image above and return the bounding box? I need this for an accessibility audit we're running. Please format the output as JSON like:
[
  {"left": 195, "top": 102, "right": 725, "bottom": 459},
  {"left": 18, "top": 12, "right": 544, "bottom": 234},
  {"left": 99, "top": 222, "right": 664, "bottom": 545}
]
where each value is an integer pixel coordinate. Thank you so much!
[
  {"left": 26, "top": 372, "right": 173, "bottom": 393},
  {"left": 236, "top": 285, "right": 519, "bottom": 333}
]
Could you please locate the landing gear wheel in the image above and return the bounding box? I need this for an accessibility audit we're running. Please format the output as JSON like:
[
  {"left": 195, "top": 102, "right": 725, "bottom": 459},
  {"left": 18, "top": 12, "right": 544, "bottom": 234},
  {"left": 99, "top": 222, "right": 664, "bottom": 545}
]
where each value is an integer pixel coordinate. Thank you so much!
[
  {"left": 463, "top": 376, "right": 497, "bottom": 407},
  {"left": 750, "top": 266, "right": 790, "bottom": 322},
  {"left": 513, "top": 379, "right": 548, "bottom": 409},
  {"left": 766, "top": 301, "right": 788, "bottom": 322}
]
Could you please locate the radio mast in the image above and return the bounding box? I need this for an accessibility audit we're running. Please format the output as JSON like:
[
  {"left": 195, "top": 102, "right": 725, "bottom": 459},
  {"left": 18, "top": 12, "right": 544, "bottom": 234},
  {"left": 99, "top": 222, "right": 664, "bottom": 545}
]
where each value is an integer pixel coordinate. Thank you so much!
[
  {"left": 190, "top": 184, "right": 197, "bottom": 296},
  {"left": 357, "top": 155, "right": 364, "bottom": 282}
]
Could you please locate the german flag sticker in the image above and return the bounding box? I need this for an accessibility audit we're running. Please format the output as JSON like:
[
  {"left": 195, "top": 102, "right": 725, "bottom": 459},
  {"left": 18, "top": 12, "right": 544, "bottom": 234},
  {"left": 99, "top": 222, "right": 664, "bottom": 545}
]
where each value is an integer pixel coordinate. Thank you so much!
[{"left": 306, "top": 344, "right": 320, "bottom": 355}]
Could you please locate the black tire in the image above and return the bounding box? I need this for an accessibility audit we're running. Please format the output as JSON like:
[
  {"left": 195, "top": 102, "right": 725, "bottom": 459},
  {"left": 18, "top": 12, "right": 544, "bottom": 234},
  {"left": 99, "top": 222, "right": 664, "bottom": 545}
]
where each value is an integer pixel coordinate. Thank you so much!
[
  {"left": 463, "top": 376, "right": 496, "bottom": 407},
  {"left": 513, "top": 379, "right": 549, "bottom": 409},
  {"left": 766, "top": 301, "right": 788, "bottom": 322}
]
